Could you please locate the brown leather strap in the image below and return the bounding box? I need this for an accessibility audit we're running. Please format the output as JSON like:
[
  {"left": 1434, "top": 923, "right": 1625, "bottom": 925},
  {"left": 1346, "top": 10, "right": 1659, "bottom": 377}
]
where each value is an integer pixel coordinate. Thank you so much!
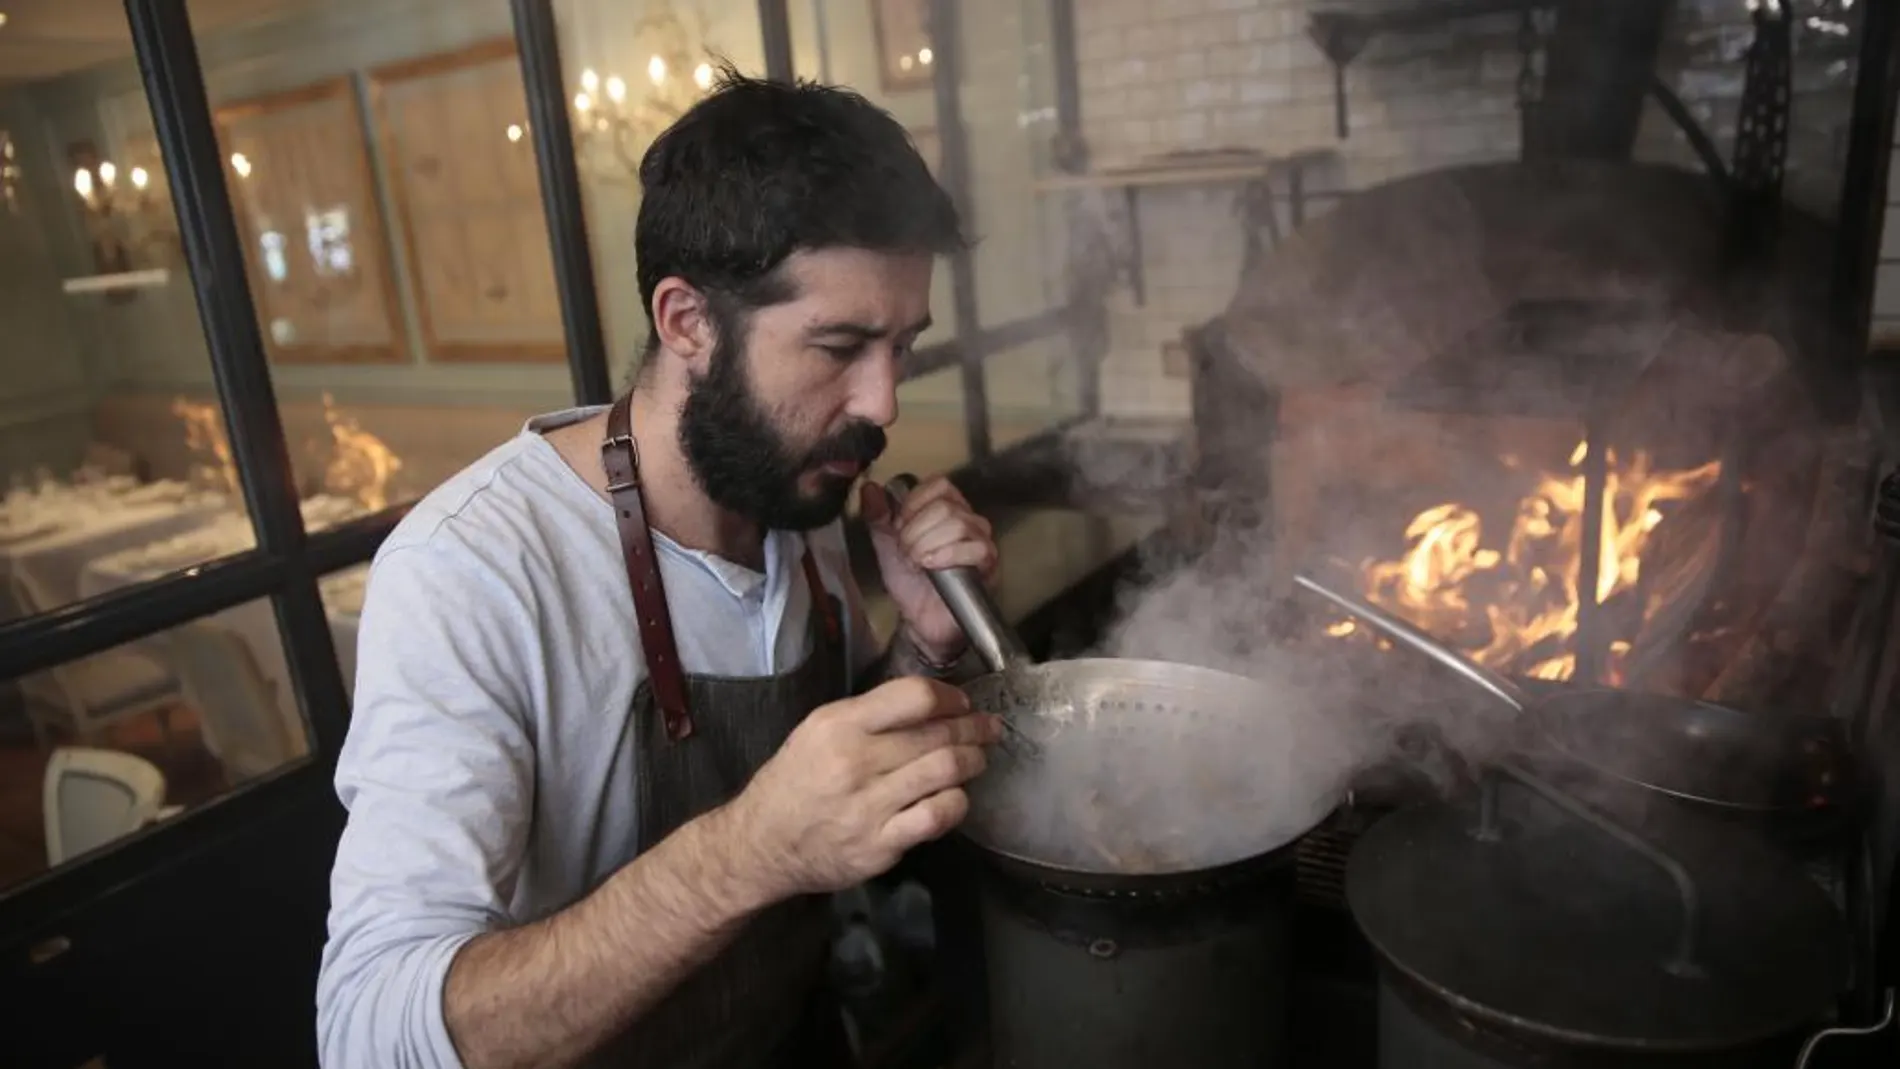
[
  {"left": 604, "top": 394, "right": 693, "bottom": 741},
  {"left": 799, "top": 546, "right": 842, "bottom": 648}
]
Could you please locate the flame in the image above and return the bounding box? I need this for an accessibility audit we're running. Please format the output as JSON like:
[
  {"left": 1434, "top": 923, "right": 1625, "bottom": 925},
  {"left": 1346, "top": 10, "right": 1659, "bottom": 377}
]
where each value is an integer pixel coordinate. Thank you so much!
[
  {"left": 172, "top": 397, "right": 238, "bottom": 497},
  {"left": 320, "top": 393, "right": 402, "bottom": 512},
  {"left": 1354, "top": 441, "right": 1722, "bottom": 684}
]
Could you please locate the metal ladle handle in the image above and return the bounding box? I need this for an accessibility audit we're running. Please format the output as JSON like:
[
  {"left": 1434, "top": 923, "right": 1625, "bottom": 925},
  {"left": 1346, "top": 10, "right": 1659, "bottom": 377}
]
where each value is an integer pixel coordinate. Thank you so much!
[
  {"left": 1292, "top": 573, "right": 1532, "bottom": 714},
  {"left": 1484, "top": 761, "right": 1706, "bottom": 979},
  {"left": 882, "top": 473, "right": 1030, "bottom": 674}
]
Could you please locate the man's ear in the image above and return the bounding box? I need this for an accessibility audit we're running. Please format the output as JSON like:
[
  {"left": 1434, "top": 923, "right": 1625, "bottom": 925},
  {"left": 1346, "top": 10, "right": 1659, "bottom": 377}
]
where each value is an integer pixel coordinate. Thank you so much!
[{"left": 650, "top": 278, "right": 717, "bottom": 371}]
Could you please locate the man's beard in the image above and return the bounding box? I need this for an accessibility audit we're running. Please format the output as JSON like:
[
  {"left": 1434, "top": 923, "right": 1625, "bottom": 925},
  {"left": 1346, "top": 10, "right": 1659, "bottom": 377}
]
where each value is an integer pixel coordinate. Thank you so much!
[{"left": 677, "top": 328, "right": 886, "bottom": 532}]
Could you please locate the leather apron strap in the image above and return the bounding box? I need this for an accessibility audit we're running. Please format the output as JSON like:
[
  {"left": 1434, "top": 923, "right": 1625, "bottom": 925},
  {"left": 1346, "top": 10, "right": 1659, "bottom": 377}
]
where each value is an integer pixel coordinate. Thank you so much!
[
  {"left": 603, "top": 393, "right": 693, "bottom": 740},
  {"left": 603, "top": 393, "right": 847, "bottom": 743}
]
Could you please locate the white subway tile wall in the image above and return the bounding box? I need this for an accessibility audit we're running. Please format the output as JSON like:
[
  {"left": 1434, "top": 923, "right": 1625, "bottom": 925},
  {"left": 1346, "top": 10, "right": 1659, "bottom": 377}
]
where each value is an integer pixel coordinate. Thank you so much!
[{"left": 1063, "top": 0, "right": 1876, "bottom": 417}]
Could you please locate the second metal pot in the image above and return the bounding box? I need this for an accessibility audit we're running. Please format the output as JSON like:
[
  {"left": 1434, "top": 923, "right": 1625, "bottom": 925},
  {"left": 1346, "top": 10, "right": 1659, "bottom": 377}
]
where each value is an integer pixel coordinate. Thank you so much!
[{"left": 1292, "top": 573, "right": 1854, "bottom": 829}]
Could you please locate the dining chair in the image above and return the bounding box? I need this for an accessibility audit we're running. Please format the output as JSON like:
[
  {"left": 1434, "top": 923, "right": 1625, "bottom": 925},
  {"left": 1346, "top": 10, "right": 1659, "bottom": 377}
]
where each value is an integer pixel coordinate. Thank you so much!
[
  {"left": 7, "top": 574, "right": 181, "bottom": 747},
  {"left": 42, "top": 746, "right": 178, "bottom": 866},
  {"left": 167, "top": 619, "right": 308, "bottom": 784}
]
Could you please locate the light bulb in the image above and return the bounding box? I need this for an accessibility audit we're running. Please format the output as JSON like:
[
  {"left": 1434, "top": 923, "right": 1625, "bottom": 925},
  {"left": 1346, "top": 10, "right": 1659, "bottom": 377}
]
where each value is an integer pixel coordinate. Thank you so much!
[
  {"left": 606, "top": 75, "right": 627, "bottom": 103},
  {"left": 694, "top": 63, "right": 713, "bottom": 90},
  {"left": 647, "top": 55, "right": 666, "bottom": 85},
  {"left": 74, "top": 169, "right": 93, "bottom": 198},
  {"left": 574, "top": 91, "right": 592, "bottom": 113},
  {"left": 230, "top": 152, "right": 252, "bottom": 178},
  {"left": 98, "top": 160, "right": 116, "bottom": 186},
  {"left": 900, "top": 54, "right": 914, "bottom": 71},
  {"left": 130, "top": 166, "right": 149, "bottom": 190},
  {"left": 919, "top": 47, "right": 933, "bottom": 65},
  {"left": 581, "top": 68, "right": 599, "bottom": 92},
  {"left": 506, "top": 123, "right": 524, "bottom": 143}
]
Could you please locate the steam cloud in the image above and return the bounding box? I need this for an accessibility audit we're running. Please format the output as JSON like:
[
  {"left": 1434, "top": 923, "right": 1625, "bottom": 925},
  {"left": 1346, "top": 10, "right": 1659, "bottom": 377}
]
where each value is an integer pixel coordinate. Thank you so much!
[{"left": 1020, "top": 161, "right": 1834, "bottom": 871}]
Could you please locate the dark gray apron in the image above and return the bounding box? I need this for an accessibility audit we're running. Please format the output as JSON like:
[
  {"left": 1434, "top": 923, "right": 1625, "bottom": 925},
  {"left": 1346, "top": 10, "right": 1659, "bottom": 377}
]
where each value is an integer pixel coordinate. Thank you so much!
[{"left": 590, "top": 394, "right": 853, "bottom": 1069}]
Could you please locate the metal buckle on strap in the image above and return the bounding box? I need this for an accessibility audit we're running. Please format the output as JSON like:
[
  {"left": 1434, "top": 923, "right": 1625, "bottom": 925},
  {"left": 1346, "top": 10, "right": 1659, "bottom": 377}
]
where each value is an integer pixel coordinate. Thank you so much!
[{"left": 601, "top": 433, "right": 640, "bottom": 492}]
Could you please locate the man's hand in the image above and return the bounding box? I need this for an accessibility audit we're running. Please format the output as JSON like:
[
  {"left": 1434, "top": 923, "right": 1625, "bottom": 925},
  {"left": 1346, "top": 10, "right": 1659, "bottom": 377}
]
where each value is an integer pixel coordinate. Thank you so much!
[
  {"left": 723, "top": 677, "right": 1001, "bottom": 899},
  {"left": 858, "top": 476, "right": 997, "bottom": 666}
]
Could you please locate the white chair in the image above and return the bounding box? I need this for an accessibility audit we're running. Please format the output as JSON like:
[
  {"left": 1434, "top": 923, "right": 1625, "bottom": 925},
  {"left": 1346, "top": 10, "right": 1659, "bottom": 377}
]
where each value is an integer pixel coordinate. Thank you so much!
[
  {"left": 8, "top": 574, "right": 180, "bottom": 747},
  {"left": 43, "top": 746, "right": 175, "bottom": 866},
  {"left": 167, "top": 619, "right": 306, "bottom": 784}
]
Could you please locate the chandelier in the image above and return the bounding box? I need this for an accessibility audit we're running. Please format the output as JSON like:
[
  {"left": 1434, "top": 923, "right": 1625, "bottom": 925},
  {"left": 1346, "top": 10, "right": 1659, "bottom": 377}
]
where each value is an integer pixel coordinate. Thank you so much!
[{"left": 567, "top": 0, "right": 718, "bottom": 185}]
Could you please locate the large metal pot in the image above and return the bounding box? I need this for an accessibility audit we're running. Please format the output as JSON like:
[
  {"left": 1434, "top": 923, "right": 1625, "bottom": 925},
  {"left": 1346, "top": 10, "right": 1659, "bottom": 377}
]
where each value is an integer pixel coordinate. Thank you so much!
[
  {"left": 887, "top": 476, "right": 1349, "bottom": 882},
  {"left": 1350, "top": 762, "right": 1847, "bottom": 1068},
  {"left": 887, "top": 474, "right": 1345, "bottom": 1068},
  {"left": 1293, "top": 573, "right": 1856, "bottom": 846},
  {"left": 974, "top": 837, "right": 1298, "bottom": 1069}
]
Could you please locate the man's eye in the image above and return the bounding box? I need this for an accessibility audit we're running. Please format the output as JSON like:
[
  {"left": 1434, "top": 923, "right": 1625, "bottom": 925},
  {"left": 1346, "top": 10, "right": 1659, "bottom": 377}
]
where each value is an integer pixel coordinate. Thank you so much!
[{"left": 821, "top": 343, "right": 864, "bottom": 361}]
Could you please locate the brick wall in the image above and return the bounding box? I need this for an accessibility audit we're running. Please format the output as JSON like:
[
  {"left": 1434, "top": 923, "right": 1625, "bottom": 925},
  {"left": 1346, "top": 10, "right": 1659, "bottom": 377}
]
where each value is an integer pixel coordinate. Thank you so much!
[{"left": 1063, "top": 0, "right": 1865, "bottom": 419}]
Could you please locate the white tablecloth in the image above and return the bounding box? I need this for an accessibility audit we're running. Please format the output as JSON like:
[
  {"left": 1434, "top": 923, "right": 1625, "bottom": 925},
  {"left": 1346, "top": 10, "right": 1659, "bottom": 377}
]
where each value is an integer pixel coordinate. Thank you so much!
[
  {"left": 77, "top": 498, "right": 372, "bottom": 762},
  {"left": 0, "top": 482, "right": 227, "bottom": 612}
]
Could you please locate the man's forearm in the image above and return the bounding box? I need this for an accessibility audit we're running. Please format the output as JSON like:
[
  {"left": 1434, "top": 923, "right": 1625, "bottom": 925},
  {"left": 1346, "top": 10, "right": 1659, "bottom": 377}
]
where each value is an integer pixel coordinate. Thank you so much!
[{"left": 442, "top": 805, "right": 771, "bottom": 1069}]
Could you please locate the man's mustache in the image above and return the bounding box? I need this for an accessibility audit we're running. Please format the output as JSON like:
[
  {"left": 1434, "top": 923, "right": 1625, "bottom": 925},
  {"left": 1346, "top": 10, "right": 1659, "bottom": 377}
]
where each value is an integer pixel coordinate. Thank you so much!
[{"left": 804, "top": 421, "right": 887, "bottom": 469}]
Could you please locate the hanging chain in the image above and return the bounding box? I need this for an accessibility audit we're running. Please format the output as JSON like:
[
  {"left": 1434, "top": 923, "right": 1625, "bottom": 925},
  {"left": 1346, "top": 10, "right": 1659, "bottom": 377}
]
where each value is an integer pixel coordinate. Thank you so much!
[
  {"left": 1728, "top": 0, "right": 1793, "bottom": 263},
  {"left": 1516, "top": 5, "right": 1541, "bottom": 110}
]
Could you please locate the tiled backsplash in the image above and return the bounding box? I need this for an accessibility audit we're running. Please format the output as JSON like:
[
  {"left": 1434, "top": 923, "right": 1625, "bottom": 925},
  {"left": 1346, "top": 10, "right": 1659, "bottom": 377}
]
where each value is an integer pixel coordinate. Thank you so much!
[{"left": 1063, "top": 0, "right": 1869, "bottom": 419}]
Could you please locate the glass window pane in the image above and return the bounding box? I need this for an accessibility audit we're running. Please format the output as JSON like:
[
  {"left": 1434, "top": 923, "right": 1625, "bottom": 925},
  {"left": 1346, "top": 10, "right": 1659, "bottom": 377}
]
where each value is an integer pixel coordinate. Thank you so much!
[
  {"left": 867, "top": 365, "right": 971, "bottom": 482},
  {"left": 554, "top": 0, "right": 769, "bottom": 384},
  {"left": 983, "top": 334, "right": 1084, "bottom": 454},
  {"left": 176, "top": 1, "right": 582, "bottom": 519},
  {"left": 960, "top": 0, "right": 1063, "bottom": 332},
  {"left": 0, "top": 0, "right": 261, "bottom": 617},
  {"left": 0, "top": 597, "right": 312, "bottom": 893}
]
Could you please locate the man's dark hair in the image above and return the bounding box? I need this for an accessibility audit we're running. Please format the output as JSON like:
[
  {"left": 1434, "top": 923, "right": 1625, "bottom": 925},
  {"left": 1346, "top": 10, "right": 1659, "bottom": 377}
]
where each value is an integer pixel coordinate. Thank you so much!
[{"left": 634, "top": 65, "right": 967, "bottom": 355}]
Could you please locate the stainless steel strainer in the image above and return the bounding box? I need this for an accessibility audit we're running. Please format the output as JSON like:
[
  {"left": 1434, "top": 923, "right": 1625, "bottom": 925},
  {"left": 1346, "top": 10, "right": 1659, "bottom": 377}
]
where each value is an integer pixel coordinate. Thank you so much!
[{"left": 885, "top": 475, "right": 1347, "bottom": 879}]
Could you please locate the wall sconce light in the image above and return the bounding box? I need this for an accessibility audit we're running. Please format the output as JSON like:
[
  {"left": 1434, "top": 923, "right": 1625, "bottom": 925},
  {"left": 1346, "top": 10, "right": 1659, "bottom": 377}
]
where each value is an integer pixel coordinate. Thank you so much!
[
  {"left": 67, "top": 140, "right": 181, "bottom": 287},
  {"left": 0, "top": 130, "right": 21, "bottom": 215}
]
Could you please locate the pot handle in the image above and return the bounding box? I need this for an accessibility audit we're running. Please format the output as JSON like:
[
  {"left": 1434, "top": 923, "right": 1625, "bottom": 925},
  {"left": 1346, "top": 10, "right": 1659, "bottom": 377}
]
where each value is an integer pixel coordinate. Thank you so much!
[
  {"left": 1794, "top": 988, "right": 1895, "bottom": 1069},
  {"left": 1489, "top": 761, "right": 1706, "bottom": 980},
  {"left": 882, "top": 474, "right": 1029, "bottom": 676},
  {"left": 1293, "top": 573, "right": 1531, "bottom": 714}
]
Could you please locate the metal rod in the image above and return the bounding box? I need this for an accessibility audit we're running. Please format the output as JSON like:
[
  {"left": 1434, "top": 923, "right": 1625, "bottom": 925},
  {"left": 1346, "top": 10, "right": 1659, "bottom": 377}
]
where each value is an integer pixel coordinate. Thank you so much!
[
  {"left": 1831, "top": 0, "right": 1900, "bottom": 353},
  {"left": 1048, "top": 0, "right": 1084, "bottom": 170},
  {"left": 1645, "top": 75, "right": 1729, "bottom": 186},
  {"left": 1292, "top": 574, "right": 1533, "bottom": 713},
  {"left": 1501, "top": 761, "right": 1705, "bottom": 978},
  {"left": 123, "top": 0, "right": 350, "bottom": 756},
  {"left": 510, "top": 0, "right": 614, "bottom": 406},
  {"left": 1573, "top": 414, "right": 1610, "bottom": 685},
  {"left": 901, "top": 307, "right": 1069, "bottom": 383},
  {"left": 927, "top": 0, "right": 990, "bottom": 461},
  {"left": 757, "top": 0, "right": 795, "bottom": 82}
]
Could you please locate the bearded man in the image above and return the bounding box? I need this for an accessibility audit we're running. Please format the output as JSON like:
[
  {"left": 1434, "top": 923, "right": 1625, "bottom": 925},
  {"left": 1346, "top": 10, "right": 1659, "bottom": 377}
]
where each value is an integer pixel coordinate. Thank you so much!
[{"left": 317, "top": 69, "right": 1000, "bottom": 1069}]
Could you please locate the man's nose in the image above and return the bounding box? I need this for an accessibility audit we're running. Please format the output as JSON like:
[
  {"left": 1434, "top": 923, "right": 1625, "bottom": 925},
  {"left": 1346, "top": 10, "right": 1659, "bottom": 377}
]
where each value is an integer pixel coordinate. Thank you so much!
[{"left": 847, "top": 350, "right": 900, "bottom": 428}]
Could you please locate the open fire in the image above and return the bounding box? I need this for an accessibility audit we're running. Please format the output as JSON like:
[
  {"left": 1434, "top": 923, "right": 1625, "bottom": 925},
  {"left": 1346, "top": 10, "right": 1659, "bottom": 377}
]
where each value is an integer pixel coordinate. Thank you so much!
[{"left": 1328, "top": 441, "right": 1724, "bottom": 685}]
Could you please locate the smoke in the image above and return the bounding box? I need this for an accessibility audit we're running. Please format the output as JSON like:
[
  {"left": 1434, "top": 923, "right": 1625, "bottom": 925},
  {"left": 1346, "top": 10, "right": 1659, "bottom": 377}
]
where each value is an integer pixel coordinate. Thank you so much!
[{"left": 1000, "top": 160, "right": 1845, "bottom": 874}]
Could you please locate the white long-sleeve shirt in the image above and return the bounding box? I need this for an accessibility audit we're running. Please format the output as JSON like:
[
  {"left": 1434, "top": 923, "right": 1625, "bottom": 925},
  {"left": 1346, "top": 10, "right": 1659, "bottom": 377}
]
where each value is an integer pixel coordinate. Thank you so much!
[{"left": 315, "top": 406, "right": 881, "bottom": 1069}]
